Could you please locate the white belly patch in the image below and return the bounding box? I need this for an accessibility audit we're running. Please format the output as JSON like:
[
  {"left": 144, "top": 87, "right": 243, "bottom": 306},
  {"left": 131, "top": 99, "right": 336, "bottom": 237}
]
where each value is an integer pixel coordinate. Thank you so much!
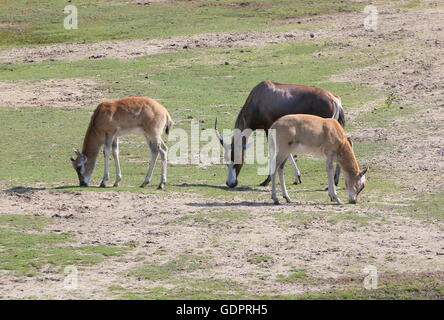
[
  {"left": 293, "top": 143, "right": 322, "bottom": 156},
  {"left": 117, "top": 127, "right": 145, "bottom": 136}
]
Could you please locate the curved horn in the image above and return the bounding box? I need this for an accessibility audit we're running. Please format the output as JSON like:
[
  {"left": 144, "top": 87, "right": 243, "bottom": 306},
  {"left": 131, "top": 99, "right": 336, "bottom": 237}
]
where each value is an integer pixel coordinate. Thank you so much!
[
  {"left": 359, "top": 166, "right": 369, "bottom": 178},
  {"left": 214, "top": 118, "right": 226, "bottom": 147}
]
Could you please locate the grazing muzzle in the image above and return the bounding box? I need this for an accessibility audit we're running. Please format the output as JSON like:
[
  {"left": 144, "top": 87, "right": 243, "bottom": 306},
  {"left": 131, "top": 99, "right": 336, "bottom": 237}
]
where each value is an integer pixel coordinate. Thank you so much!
[
  {"left": 346, "top": 167, "right": 368, "bottom": 204},
  {"left": 214, "top": 118, "right": 252, "bottom": 189},
  {"left": 225, "top": 164, "right": 238, "bottom": 188},
  {"left": 70, "top": 149, "right": 88, "bottom": 187}
]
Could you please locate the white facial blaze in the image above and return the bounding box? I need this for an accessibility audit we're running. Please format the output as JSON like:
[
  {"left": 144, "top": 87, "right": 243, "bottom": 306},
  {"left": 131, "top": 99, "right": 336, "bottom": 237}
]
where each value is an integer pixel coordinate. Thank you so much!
[
  {"left": 226, "top": 164, "right": 237, "bottom": 186},
  {"left": 223, "top": 144, "right": 237, "bottom": 186},
  {"left": 83, "top": 173, "right": 91, "bottom": 185},
  {"left": 348, "top": 175, "right": 366, "bottom": 202},
  {"left": 348, "top": 190, "right": 357, "bottom": 203}
]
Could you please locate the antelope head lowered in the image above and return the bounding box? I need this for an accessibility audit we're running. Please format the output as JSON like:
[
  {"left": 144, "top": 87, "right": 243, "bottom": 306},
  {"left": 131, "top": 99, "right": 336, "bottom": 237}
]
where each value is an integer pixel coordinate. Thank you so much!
[
  {"left": 268, "top": 114, "right": 368, "bottom": 205},
  {"left": 71, "top": 149, "right": 89, "bottom": 186},
  {"left": 214, "top": 118, "right": 253, "bottom": 188},
  {"left": 70, "top": 97, "right": 172, "bottom": 189},
  {"left": 215, "top": 80, "right": 346, "bottom": 188}
]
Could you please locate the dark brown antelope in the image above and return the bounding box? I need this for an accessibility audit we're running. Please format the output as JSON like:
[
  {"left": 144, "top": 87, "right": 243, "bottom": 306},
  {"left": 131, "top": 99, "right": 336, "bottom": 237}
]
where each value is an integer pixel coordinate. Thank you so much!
[
  {"left": 71, "top": 97, "right": 173, "bottom": 189},
  {"left": 215, "top": 81, "right": 345, "bottom": 188},
  {"left": 269, "top": 114, "right": 368, "bottom": 205}
]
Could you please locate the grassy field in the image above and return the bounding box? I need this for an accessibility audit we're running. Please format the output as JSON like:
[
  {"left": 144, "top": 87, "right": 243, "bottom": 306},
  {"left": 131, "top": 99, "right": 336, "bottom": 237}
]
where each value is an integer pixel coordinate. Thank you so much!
[
  {"left": 0, "top": 0, "right": 443, "bottom": 299},
  {"left": 0, "top": 0, "right": 364, "bottom": 47}
]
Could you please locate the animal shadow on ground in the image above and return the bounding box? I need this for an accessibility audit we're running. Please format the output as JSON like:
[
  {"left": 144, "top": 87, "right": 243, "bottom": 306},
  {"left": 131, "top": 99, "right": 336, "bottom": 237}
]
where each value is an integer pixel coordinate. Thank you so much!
[
  {"left": 185, "top": 200, "right": 341, "bottom": 207},
  {"left": 4, "top": 186, "right": 46, "bottom": 194},
  {"left": 175, "top": 183, "right": 266, "bottom": 193}
]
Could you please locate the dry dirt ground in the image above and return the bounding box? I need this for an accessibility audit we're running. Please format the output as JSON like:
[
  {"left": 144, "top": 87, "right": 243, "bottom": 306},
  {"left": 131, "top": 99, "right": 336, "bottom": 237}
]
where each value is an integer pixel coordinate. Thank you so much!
[
  {"left": 0, "top": 190, "right": 442, "bottom": 299},
  {"left": 0, "top": 2, "right": 443, "bottom": 299}
]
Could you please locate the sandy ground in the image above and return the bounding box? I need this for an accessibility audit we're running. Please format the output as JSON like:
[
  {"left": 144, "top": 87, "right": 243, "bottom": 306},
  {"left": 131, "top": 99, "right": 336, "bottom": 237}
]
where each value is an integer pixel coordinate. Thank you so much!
[
  {"left": 0, "top": 79, "right": 104, "bottom": 108},
  {"left": 0, "top": 29, "right": 315, "bottom": 65},
  {"left": 0, "top": 2, "right": 443, "bottom": 299},
  {"left": 0, "top": 190, "right": 442, "bottom": 299}
]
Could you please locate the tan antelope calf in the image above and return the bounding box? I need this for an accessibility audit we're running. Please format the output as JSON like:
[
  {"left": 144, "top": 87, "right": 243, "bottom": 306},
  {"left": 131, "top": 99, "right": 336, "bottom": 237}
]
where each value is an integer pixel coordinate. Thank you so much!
[
  {"left": 269, "top": 114, "right": 368, "bottom": 205},
  {"left": 71, "top": 97, "right": 173, "bottom": 189}
]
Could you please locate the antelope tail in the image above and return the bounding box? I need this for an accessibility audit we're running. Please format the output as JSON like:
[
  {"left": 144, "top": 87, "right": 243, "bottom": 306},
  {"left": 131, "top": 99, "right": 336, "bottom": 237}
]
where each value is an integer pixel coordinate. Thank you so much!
[
  {"left": 332, "top": 97, "right": 345, "bottom": 128},
  {"left": 165, "top": 114, "right": 173, "bottom": 135}
]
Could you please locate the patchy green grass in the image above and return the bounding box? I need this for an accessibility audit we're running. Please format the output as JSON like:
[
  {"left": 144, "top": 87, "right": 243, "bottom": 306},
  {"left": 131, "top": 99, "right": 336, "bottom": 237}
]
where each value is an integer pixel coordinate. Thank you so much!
[
  {"left": 276, "top": 268, "right": 309, "bottom": 283},
  {"left": 0, "top": 214, "right": 129, "bottom": 276},
  {"left": 357, "top": 102, "right": 415, "bottom": 128},
  {"left": 397, "top": 0, "right": 422, "bottom": 9},
  {"left": 129, "top": 254, "right": 212, "bottom": 281},
  {"left": 405, "top": 193, "right": 444, "bottom": 221},
  {"left": 377, "top": 192, "right": 444, "bottom": 221},
  {"left": 247, "top": 254, "right": 273, "bottom": 265},
  {"left": 278, "top": 275, "right": 444, "bottom": 300},
  {"left": 328, "top": 212, "right": 375, "bottom": 226},
  {"left": 0, "top": 214, "right": 52, "bottom": 231},
  {"left": 170, "top": 209, "right": 249, "bottom": 226},
  {"left": 117, "top": 278, "right": 249, "bottom": 300},
  {"left": 0, "top": 41, "right": 384, "bottom": 202},
  {"left": 0, "top": 0, "right": 365, "bottom": 47}
]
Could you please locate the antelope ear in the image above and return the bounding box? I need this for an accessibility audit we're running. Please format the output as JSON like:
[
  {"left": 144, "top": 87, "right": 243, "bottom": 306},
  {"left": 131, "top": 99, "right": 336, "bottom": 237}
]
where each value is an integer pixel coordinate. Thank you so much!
[
  {"left": 359, "top": 166, "right": 369, "bottom": 178},
  {"left": 70, "top": 157, "right": 75, "bottom": 162},
  {"left": 347, "top": 136, "right": 353, "bottom": 148}
]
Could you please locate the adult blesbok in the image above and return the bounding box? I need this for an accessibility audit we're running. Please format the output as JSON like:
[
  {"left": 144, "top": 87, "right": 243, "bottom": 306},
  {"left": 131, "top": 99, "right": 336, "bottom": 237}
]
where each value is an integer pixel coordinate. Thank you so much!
[
  {"left": 215, "top": 81, "right": 345, "bottom": 188},
  {"left": 269, "top": 114, "right": 368, "bottom": 205},
  {"left": 71, "top": 97, "right": 173, "bottom": 189}
]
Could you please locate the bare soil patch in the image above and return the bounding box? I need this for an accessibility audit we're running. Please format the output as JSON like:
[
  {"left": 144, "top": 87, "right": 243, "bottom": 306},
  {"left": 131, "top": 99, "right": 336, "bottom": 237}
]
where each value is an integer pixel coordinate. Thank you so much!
[
  {"left": 0, "top": 29, "right": 312, "bottom": 65},
  {"left": 0, "top": 189, "right": 442, "bottom": 299},
  {"left": 0, "top": 78, "right": 103, "bottom": 108}
]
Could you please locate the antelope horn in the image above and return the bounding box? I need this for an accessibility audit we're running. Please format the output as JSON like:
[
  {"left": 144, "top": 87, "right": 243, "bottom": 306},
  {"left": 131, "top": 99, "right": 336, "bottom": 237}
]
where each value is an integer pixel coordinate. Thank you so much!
[
  {"left": 359, "top": 166, "right": 369, "bottom": 178},
  {"left": 214, "top": 118, "right": 227, "bottom": 147}
]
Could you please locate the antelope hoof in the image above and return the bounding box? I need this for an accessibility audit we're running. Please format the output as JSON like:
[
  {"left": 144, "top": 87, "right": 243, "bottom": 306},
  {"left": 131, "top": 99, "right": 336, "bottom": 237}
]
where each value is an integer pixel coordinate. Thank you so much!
[
  {"left": 100, "top": 182, "right": 106, "bottom": 188},
  {"left": 329, "top": 194, "right": 339, "bottom": 203},
  {"left": 293, "top": 175, "right": 302, "bottom": 185},
  {"left": 140, "top": 182, "right": 148, "bottom": 188},
  {"left": 157, "top": 183, "right": 165, "bottom": 190},
  {"left": 260, "top": 176, "right": 271, "bottom": 187},
  {"left": 284, "top": 196, "right": 292, "bottom": 203},
  {"left": 272, "top": 198, "right": 280, "bottom": 205},
  {"left": 113, "top": 182, "right": 120, "bottom": 187}
]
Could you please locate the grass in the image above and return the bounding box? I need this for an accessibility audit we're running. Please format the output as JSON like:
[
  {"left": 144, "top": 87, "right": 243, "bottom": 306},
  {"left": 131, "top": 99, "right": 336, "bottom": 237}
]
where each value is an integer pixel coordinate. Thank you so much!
[
  {"left": 117, "top": 278, "right": 249, "bottom": 300},
  {"left": 0, "top": 213, "right": 129, "bottom": 276},
  {"left": 0, "top": 214, "right": 52, "bottom": 231},
  {"left": 0, "top": 41, "right": 384, "bottom": 201},
  {"left": 328, "top": 212, "right": 375, "bottom": 226},
  {"left": 247, "top": 254, "right": 273, "bottom": 265},
  {"left": 378, "top": 192, "right": 444, "bottom": 221},
  {"left": 276, "top": 268, "right": 309, "bottom": 283},
  {"left": 279, "top": 276, "right": 444, "bottom": 300},
  {"left": 129, "top": 254, "right": 211, "bottom": 281},
  {"left": 405, "top": 193, "right": 444, "bottom": 220},
  {"left": 1, "top": 0, "right": 441, "bottom": 299},
  {"left": 116, "top": 268, "right": 444, "bottom": 299},
  {"left": 169, "top": 209, "right": 249, "bottom": 226},
  {"left": 0, "top": 0, "right": 365, "bottom": 47}
]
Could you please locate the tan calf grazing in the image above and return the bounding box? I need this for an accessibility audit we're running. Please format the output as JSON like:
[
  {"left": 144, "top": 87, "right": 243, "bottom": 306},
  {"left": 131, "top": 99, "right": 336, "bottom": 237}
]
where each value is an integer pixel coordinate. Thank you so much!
[
  {"left": 269, "top": 114, "right": 368, "bottom": 205},
  {"left": 71, "top": 97, "right": 173, "bottom": 189}
]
